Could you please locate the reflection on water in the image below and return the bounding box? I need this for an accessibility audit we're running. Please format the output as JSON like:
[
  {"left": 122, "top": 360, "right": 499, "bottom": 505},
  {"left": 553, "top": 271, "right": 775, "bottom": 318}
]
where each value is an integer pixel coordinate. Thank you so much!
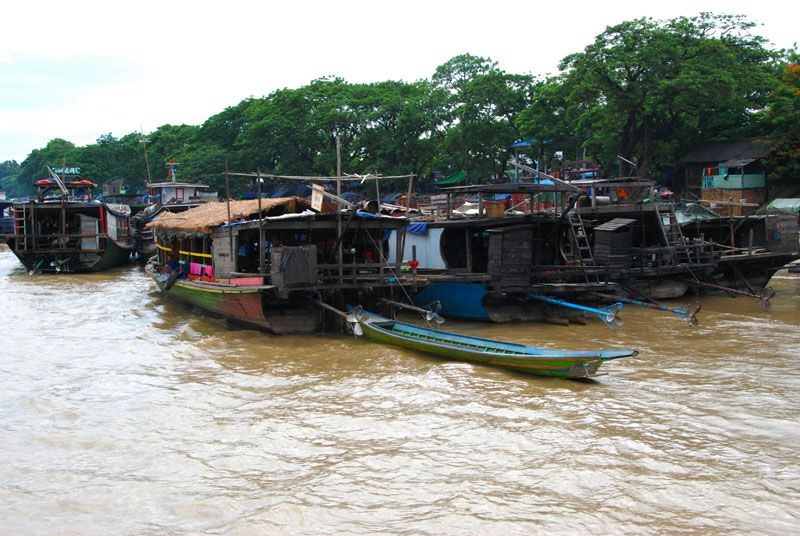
[{"left": 1, "top": 243, "right": 799, "bottom": 535}]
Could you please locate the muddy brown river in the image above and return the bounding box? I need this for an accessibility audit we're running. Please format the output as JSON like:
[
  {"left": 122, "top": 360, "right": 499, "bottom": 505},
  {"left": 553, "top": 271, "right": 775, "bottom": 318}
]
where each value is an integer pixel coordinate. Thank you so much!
[{"left": 1, "top": 243, "right": 799, "bottom": 534}]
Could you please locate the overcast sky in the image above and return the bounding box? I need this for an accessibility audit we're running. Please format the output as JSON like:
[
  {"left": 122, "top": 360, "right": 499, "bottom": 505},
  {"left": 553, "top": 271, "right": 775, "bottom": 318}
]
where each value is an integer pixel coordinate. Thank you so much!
[{"left": 1, "top": 0, "right": 797, "bottom": 165}]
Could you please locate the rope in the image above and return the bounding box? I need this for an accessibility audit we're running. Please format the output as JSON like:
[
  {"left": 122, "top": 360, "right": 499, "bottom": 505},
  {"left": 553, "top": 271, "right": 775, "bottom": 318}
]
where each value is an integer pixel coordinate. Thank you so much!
[{"left": 361, "top": 226, "right": 438, "bottom": 328}]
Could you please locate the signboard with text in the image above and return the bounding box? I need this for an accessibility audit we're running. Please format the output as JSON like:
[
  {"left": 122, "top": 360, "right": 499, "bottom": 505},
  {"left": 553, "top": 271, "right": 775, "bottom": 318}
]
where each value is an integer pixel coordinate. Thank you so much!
[{"left": 53, "top": 167, "right": 81, "bottom": 175}]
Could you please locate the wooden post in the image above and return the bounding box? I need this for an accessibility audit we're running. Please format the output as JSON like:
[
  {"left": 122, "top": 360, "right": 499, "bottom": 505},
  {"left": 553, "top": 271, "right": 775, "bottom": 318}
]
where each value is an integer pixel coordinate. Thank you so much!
[
  {"left": 412, "top": 244, "right": 418, "bottom": 291},
  {"left": 257, "top": 168, "right": 265, "bottom": 275},
  {"left": 60, "top": 205, "right": 65, "bottom": 249},
  {"left": 225, "top": 160, "right": 233, "bottom": 270},
  {"left": 375, "top": 176, "right": 381, "bottom": 213},
  {"left": 336, "top": 135, "right": 343, "bottom": 285},
  {"left": 396, "top": 227, "right": 405, "bottom": 274},
  {"left": 465, "top": 226, "right": 472, "bottom": 273},
  {"left": 405, "top": 174, "right": 414, "bottom": 216},
  {"left": 748, "top": 228, "right": 753, "bottom": 256},
  {"left": 446, "top": 193, "right": 452, "bottom": 220}
]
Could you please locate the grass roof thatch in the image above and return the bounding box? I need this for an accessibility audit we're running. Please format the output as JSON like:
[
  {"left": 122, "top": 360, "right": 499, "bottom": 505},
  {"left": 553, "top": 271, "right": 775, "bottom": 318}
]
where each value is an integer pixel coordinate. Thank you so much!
[{"left": 146, "top": 197, "right": 312, "bottom": 234}]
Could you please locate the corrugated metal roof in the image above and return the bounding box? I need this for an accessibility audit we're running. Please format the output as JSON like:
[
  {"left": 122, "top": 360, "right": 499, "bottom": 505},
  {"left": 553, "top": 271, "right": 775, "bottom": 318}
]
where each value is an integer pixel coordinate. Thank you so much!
[
  {"left": 679, "top": 138, "right": 771, "bottom": 164},
  {"left": 594, "top": 218, "right": 636, "bottom": 232}
]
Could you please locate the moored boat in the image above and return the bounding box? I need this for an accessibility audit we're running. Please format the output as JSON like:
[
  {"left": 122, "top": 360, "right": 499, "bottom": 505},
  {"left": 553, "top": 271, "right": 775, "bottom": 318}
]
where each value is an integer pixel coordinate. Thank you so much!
[
  {"left": 145, "top": 195, "right": 421, "bottom": 334},
  {"left": 130, "top": 177, "right": 217, "bottom": 262},
  {"left": 351, "top": 308, "right": 637, "bottom": 378},
  {"left": 3, "top": 170, "right": 132, "bottom": 273}
]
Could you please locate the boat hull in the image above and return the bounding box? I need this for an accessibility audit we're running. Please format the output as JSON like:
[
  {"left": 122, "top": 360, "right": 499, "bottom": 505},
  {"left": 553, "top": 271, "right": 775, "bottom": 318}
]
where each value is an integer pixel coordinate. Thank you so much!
[
  {"left": 411, "top": 282, "right": 587, "bottom": 325},
  {"left": 7, "top": 236, "right": 130, "bottom": 273},
  {"left": 147, "top": 267, "right": 321, "bottom": 334},
  {"left": 356, "top": 311, "right": 636, "bottom": 378}
]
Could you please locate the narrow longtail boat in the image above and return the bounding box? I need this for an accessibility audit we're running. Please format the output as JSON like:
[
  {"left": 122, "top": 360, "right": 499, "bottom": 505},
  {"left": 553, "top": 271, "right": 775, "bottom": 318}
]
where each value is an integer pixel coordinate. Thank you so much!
[{"left": 350, "top": 309, "right": 637, "bottom": 378}]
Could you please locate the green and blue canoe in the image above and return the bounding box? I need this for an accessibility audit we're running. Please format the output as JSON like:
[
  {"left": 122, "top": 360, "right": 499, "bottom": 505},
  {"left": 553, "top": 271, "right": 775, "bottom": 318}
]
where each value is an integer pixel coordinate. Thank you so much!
[{"left": 354, "top": 310, "right": 637, "bottom": 378}]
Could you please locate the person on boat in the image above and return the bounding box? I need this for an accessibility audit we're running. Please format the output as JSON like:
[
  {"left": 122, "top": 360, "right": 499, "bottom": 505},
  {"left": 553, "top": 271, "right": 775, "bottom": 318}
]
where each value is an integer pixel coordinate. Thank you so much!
[{"left": 164, "top": 254, "right": 180, "bottom": 274}]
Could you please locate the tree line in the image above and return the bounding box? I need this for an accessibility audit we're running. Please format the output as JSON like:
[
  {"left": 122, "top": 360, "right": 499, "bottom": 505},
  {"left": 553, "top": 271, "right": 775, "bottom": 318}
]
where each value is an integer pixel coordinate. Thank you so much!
[{"left": 1, "top": 13, "right": 797, "bottom": 199}]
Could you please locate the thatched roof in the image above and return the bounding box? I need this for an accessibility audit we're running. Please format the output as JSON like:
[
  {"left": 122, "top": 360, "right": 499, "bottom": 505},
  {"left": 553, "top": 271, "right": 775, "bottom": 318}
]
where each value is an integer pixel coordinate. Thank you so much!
[
  {"left": 679, "top": 138, "right": 772, "bottom": 165},
  {"left": 146, "top": 197, "right": 311, "bottom": 234}
]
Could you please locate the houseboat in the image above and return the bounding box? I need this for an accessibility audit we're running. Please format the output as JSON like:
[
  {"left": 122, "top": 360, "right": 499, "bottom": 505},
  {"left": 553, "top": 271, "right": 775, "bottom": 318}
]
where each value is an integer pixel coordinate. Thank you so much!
[
  {"left": 3, "top": 172, "right": 132, "bottom": 273},
  {"left": 389, "top": 181, "right": 629, "bottom": 324},
  {"left": 144, "top": 196, "right": 420, "bottom": 334}
]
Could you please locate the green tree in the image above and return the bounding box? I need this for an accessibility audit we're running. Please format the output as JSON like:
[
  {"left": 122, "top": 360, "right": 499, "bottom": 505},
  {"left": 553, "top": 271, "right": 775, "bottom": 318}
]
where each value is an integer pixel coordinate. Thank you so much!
[
  {"left": 517, "top": 77, "right": 585, "bottom": 172},
  {"left": 432, "top": 54, "right": 536, "bottom": 182},
  {"left": 352, "top": 80, "right": 443, "bottom": 184},
  {"left": 18, "top": 138, "right": 78, "bottom": 189},
  {"left": 0, "top": 160, "right": 22, "bottom": 198},
  {"left": 553, "top": 13, "right": 781, "bottom": 178},
  {"left": 764, "top": 58, "right": 800, "bottom": 181},
  {"left": 74, "top": 133, "right": 127, "bottom": 183},
  {"left": 240, "top": 78, "right": 366, "bottom": 177},
  {"left": 432, "top": 54, "right": 499, "bottom": 182},
  {"left": 144, "top": 124, "right": 200, "bottom": 183}
]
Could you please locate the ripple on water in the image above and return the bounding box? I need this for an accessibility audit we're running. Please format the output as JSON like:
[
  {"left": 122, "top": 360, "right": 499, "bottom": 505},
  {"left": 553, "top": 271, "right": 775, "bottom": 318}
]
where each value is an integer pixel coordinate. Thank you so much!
[{"left": 2, "top": 246, "right": 800, "bottom": 534}]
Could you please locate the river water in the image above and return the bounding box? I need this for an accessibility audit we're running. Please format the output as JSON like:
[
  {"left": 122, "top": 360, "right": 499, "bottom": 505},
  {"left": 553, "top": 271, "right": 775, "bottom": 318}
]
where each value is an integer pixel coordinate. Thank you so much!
[{"left": 1, "top": 242, "right": 799, "bottom": 535}]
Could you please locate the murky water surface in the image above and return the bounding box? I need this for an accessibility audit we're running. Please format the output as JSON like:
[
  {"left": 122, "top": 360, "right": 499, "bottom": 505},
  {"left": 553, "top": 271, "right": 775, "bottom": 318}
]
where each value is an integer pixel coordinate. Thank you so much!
[{"left": 1, "top": 243, "right": 799, "bottom": 535}]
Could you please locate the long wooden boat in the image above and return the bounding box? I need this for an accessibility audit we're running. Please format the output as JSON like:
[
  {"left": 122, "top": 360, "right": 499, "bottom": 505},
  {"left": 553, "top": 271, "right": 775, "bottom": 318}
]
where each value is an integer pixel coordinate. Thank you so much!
[
  {"left": 144, "top": 195, "right": 420, "bottom": 334},
  {"left": 4, "top": 174, "right": 132, "bottom": 272},
  {"left": 352, "top": 309, "right": 637, "bottom": 378}
]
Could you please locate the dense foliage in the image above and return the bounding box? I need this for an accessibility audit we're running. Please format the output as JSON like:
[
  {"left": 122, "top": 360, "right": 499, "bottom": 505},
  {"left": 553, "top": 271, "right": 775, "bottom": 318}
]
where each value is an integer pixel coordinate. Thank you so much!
[
  {"left": 4, "top": 13, "right": 796, "bottom": 199},
  {"left": 763, "top": 55, "right": 800, "bottom": 180}
]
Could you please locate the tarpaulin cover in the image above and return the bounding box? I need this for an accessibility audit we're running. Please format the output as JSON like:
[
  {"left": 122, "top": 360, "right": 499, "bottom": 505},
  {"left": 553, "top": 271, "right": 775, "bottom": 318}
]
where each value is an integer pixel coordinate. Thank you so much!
[
  {"left": 407, "top": 222, "right": 428, "bottom": 235},
  {"left": 675, "top": 203, "right": 727, "bottom": 225},
  {"left": 766, "top": 198, "right": 800, "bottom": 214},
  {"left": 437, "top": 170, "right": 466, "bottom": 185}
]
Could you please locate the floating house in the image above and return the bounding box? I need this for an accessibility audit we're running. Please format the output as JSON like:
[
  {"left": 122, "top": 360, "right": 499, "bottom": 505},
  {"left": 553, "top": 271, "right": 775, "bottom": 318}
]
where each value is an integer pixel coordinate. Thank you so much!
[
  {"left": 145, "top": 197, "right": 419, "bottom": 334},
  {"left": 4, "top": 175, "right": 132, "bottom": 272}
]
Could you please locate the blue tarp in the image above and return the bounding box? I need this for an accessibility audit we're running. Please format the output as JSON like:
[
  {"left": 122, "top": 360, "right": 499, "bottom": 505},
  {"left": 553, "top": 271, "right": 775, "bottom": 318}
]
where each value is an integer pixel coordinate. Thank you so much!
[
  {"left": 381, "top": 193, "right": 403, "bottom": 204},
  {"left": 506, "top": 138, "right": 553, "bottom": 148},
  {"left": 493, "top": 194, "right": 511, "bottom": 200},
  {"left": 407, "top": 222, "right": 428, "bottom": 235},
  {"left": 271, "top": 190, "right": 289, "bottom": 198}
]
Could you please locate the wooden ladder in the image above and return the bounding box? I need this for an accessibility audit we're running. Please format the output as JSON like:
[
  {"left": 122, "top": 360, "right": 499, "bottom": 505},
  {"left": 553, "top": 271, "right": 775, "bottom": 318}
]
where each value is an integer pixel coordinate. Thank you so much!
[
  {"left": 654, "top": 203, "right": 690, "bottom": 263},
  {"left": 568, "top": 211, "right": 599, "bottom": 283},
  {"left": 12, "top": 202, "right": 29, "bottom": 250}
]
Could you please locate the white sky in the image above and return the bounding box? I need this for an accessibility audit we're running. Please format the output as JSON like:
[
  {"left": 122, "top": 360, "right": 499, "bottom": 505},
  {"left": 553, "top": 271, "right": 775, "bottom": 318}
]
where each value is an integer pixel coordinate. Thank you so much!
[{"left": 1, "top": 0, "right": 797, "bottom": 164}]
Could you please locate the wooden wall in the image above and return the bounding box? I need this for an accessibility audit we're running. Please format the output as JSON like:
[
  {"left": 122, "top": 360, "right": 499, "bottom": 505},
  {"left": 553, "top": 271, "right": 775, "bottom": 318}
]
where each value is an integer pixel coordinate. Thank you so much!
[{"left": 700, "top": 188, "right": 765, "bottom": 217}]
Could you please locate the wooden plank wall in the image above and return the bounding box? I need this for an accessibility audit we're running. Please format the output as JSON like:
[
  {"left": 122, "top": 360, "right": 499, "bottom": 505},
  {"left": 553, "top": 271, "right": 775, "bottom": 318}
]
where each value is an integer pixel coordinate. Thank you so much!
[{"left": 700, "top": 188, "right": 766, "bottom": 217}]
